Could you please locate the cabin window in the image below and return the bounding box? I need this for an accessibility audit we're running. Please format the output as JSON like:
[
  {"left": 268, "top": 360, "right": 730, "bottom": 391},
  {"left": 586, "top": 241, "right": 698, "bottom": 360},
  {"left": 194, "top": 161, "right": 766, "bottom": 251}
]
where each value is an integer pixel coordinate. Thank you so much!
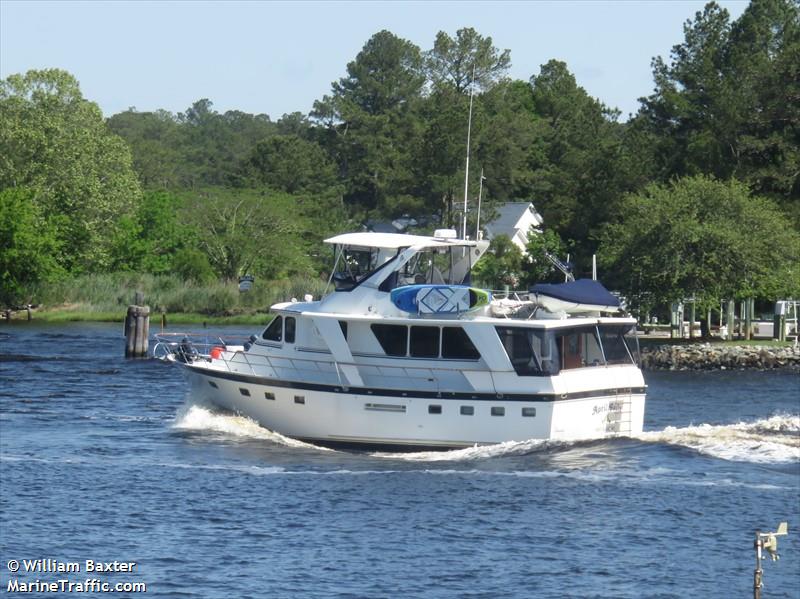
[
  {"left": 410, "top": 326, "right": 440, "bottom": 358},
  {"left": 522, "top": 407, "right": 537, "bottom": 417},
  {"left": 597, "top": 325, "right": 636, "bottom": 365},
  {"left": 208, "top": 381, "right": 218, "bottom": 389},
  {"left": 339, "top": 320, "right": 348, "bottom": 340},
  {"left": 262, "top": 316, "right": 283, "bottom": 341},
  {"left": 239, "top": 388, "right": 251, "bottom": 397},
  {"left": 460, "top": 405, "right": 474, "bottom": 416},
  {"left": 428, "top": 404, "right": 442, "bottom": 415},
  {"left": 294, "top": 396, "right": 305, "bottom": 405},
  {"left": 491, "top": 406, "right": 505, "bottom": 417},
  {"left": 264, "top": 392, "right": 275, "bottom": 400},
  {"left": 555, "top": 326, "right": 604, "bottom": 370},
  {"left": 495, "top": 327, "right": 559, "bottom": 376},
  {"left": 441, "top": 327, "right": 481, "bottom": 360},
  {"left": 371, "top": 324, "right": 408, "bottom": 357},
  {"left": 284, "top": 317, "right": 296, "bottom": 344}
]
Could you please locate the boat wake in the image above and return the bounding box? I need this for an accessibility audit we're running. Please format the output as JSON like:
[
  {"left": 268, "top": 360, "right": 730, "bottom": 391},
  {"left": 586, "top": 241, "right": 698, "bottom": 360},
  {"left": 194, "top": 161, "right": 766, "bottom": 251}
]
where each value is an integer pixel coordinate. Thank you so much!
[
  {"left": 171, "top": 399, "right": 798, "bottom": 465},
  {"left": 635, "top": 415, "right": 800, "bottom": 464},
  {"left": 380, "top": 415, "right": 800, "bottom": 464},
  {"left": 171, "top": 401, "right": 332, "bottom": 451}
]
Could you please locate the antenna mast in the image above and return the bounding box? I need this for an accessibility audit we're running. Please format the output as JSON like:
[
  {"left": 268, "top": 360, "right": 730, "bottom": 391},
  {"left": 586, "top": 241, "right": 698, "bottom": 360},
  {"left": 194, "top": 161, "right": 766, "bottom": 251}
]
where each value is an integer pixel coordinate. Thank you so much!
[
  {"left": 462, "top": 64, "right": 476, "bottom": 240},
  {"left": 475, "top": 169, "right": 485, "bottom": 240}
]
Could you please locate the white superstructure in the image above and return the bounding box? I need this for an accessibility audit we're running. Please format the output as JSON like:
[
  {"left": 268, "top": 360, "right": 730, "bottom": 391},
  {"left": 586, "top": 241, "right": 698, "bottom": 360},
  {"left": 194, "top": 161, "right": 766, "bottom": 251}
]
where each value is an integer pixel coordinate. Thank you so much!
[{"left": 161, "top": 231, "right": 646, "bottom": 450}]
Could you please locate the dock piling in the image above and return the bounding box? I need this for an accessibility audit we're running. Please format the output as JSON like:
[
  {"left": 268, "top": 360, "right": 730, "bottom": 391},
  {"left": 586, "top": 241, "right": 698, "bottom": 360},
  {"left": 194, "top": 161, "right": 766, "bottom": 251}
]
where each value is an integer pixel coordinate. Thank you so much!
[{"left": 125, "top": 293, "right": 150, "bottom": 358}]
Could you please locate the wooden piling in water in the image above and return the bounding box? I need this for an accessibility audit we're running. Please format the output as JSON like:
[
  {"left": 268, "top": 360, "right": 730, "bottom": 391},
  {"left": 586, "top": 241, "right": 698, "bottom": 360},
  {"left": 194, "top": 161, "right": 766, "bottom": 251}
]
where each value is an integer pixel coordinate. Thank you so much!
[{"left": 125, "top": 302, "right": 150, "bottom": 358}]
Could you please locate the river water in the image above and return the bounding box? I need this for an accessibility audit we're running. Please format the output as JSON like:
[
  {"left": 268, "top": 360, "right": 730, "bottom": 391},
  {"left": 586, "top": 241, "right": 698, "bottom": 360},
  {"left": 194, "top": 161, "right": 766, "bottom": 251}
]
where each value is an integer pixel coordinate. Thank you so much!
[{"left": 1, "top": 322, "right": 798, "bottom": 598}]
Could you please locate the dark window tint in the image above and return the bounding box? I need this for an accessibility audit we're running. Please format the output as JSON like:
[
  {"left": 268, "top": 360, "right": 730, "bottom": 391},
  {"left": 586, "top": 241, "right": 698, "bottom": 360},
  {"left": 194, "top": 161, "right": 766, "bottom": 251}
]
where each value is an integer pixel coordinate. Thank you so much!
[
  {"left": 441, "top": 327, "right": 480, "bottom": 359},
  {"left": 428, "top": 404, "right": 442, "bottom": 414},
  {"left": 239, "top": 388, "right": 251, "bottom": 397},
  {"left": 208, "top": 381, "right": 218, "bottom": 389},
  {"left": 460, "top": 405, "right": 474, "bottom": 416},
  {"left": 294, "top": 396, "right": 305, "bottom": 404},
  {"left": 371, "top": 324, "right": 408, "bottom": 356},
  {"left": 410, "top": 326, "right": 439, "bottom": 358},
  {"left": 339, "top": 320, "right": 348, "bottom": 339},
  {"left": 491, "top": 406, "right": 505, "bottom": 416},
  {"left": 495, "top": 327, "right": 558, "bottom": 376},
  {"left": 285, "top": 317, "right": 296, "bottom": 343},
  {"left": 264, "top": 392, "right": 275, "bottom": 400},
  {"left": 522, "top": 407, "right": 536, "bottom": 417},
  {"left": 263, "top": 316, "right": 283, "bottom": 341}
]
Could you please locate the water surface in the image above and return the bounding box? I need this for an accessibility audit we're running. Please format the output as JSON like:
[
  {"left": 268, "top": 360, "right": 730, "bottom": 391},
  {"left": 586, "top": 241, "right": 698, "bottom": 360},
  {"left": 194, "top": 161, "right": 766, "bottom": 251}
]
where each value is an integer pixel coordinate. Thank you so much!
[{"left": 1, "top": 323, "right": 799, "bottom": 598}]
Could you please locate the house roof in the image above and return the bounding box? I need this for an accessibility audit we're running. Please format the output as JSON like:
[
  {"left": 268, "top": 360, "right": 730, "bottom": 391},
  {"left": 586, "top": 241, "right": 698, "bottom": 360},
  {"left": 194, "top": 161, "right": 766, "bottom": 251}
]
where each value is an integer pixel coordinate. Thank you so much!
[{"left": 484, "top": 202, "right": 542, "bottom": 238}]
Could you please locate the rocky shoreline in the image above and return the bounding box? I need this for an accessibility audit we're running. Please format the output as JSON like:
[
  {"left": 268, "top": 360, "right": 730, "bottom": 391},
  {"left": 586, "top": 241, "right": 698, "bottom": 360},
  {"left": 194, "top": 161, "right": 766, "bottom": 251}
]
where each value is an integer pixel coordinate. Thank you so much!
[{"left": 640, "top": 343, "right": 800, "bottom": 371}]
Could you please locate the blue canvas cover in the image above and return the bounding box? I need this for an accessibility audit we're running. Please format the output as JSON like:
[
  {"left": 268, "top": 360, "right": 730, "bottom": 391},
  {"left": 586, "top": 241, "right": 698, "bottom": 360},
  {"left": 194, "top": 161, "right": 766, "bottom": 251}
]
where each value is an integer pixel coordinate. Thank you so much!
[{"left": 529, "top": 279, "right": 620, "bottom": 307}]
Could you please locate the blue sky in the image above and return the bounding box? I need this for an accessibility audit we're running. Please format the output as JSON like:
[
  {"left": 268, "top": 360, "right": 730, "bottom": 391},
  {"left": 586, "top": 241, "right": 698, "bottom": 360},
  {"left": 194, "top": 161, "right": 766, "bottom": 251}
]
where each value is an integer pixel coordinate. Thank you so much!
[{"left": 1, "top": 0, "right": 748, "bottom": 121}]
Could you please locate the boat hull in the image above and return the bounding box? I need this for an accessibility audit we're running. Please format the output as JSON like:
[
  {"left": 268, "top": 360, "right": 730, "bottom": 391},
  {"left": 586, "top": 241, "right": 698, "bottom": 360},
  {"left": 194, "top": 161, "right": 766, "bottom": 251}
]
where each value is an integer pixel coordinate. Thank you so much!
[{"left": 185, "top": 365, "right": 645, "bottom": 450}]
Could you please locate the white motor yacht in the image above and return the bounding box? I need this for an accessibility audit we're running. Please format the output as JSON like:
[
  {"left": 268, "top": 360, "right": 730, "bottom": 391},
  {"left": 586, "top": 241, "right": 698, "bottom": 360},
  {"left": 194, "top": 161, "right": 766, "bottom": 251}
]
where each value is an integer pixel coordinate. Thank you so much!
[{"left": 159, "top": 229, "right": 646, "bottom": 450}]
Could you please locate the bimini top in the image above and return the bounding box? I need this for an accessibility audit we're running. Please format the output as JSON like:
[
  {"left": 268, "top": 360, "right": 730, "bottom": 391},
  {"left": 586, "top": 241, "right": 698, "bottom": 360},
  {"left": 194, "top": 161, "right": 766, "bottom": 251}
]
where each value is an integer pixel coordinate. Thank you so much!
[
  {"left": 529, "top": 279, "right": 620, "bottom": 308},
  {"left": 324, "top": 232, "right": 479, "bottom": 250}
]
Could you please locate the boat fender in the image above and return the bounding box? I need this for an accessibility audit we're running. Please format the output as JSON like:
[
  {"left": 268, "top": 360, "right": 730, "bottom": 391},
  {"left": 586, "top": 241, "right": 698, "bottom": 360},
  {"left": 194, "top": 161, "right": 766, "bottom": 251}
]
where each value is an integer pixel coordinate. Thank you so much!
[{"left": 210, "top": 346, "right": 224, "bottom": 360}]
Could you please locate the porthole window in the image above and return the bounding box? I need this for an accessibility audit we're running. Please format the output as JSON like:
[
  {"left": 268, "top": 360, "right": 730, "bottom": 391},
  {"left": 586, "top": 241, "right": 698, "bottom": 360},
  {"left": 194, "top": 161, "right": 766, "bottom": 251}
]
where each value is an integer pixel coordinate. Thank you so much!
[
  {"left": 208, "top": 381, "right": 218, "bottom": 389},
  {"left": 522, "top": 407, "right": 536, "bottom": 417},
  {"left": 460, "top": 405, "right": 474, "bottom": 416},
  {"left": 264, "top": 392, "right": 275, "bottom": 400},
  {"left": 491, "top": 406, "right": 505, "bottom": 417},
  {"left": 428, "top": 404, "right": 442, "bottom": 415},
  {"left": 239, "top": 388, "right": 251, "bottom": 397}
]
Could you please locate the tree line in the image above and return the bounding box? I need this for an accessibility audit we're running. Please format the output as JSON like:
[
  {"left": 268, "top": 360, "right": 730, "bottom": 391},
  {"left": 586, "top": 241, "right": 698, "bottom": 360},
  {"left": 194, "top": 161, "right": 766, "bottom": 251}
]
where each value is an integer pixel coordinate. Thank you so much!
[{"left": 1, "top": 0, "right": 798, "bottom": 314}]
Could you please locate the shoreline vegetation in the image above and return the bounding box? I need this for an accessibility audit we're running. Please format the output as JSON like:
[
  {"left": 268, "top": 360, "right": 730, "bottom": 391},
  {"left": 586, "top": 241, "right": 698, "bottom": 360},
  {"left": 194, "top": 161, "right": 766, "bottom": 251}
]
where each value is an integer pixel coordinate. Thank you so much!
[{"left": 2, "top": 273, "right": 328, "bottom": 325}]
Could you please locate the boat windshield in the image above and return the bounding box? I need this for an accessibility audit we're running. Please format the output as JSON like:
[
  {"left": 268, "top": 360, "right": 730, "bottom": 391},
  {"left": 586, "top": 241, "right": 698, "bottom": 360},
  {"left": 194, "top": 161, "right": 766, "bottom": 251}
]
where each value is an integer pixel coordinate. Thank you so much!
[
  {"left": 495, "top": 324, "right": 639, "bottom": 376},
  {"left": 331, "top": 246, "right": 394, "bottom": 291},
  {"left": 397, "top": 247, "right": 470, "bottom": 286}
]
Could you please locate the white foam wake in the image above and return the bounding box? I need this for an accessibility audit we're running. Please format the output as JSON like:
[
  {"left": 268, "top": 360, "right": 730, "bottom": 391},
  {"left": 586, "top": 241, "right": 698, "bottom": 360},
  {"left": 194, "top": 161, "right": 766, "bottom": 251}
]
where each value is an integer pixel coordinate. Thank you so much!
[
  {"left": 172, "top": 402, "right": 331, "bottom": 451},
  {"left": 373, "top": 438, "right": 564, "bottom": 462},
  {"left": 635, "top": 415, "right": 800, "bottom": 464}
]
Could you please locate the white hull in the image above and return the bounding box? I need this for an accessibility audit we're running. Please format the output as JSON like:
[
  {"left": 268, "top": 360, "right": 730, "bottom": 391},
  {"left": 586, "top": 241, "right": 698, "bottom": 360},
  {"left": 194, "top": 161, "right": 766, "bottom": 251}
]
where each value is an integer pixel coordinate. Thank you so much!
[{"left": 185, "top": 365, "right": 645, "bottom": 449}]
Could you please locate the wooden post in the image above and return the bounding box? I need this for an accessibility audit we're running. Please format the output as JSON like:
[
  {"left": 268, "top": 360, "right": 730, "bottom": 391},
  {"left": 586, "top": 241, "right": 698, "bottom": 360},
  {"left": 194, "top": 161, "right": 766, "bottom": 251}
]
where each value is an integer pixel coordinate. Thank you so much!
[
  {"left": 125, "top": 302, "right": 150, "bottom": 358},
  {"left": 727, "top": 300, "right": 735, "bottom": 341},
  {"left": 745, "top": 298, "right": 753, "bottom": 340},
  {"left": 689, "top": 301, "right": 696, "bottom": 340}
]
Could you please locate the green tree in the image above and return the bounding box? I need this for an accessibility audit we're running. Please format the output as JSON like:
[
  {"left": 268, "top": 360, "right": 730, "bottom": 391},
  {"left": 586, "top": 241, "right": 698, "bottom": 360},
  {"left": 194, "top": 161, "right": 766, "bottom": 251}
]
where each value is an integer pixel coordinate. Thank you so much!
[
  {"left": 106, "top": 108, "right": 183, "bottom": 188},
  {"left": 0, "top": 69, "right": 141, "bottom": 272},
  {"left": 108, "top": 191, "right": 194, "bottom": 273},
  {"left": 182, "top": 187, "right": 314, "bottom": 281},
  {"left": 246, "top": 134, "right": 340, "bottom": 195},
  {"left": 599, "top": 176, "right": 800, "bottom": 314},
  {"left": 527, "top": 60, "right": 631, "bottom": 264},
  {"left": 0, "top": 187, "right": 64, "bottom": 306},
  {"left": 425, "top": 27, "right": 511, "bottom": 93},
  {"left": 640, "top": 0, "right": 800, "bottom": 221},
  {"left": 472, "top": 235, "right": 524, "bottom": 289},
  {"left": 523, "top": 228, "right": 568, "bottom": 285},
  {"left": 311, "top": 31, "right": 424, "bottom": 213}
]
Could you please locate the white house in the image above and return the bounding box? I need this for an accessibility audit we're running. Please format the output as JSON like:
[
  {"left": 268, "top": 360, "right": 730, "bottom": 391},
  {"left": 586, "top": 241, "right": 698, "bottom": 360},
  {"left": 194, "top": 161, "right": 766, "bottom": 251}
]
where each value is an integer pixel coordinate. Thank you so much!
[{"left": 483, "top": 202, "right": 543, "bottom": 254}]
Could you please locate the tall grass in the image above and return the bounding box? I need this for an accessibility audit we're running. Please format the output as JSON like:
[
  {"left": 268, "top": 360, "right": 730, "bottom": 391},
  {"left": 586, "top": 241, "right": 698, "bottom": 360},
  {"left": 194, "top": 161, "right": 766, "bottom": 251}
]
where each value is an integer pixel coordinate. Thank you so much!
[{"left": 28, "top": 273, "right": 331, "bottom": 316}]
